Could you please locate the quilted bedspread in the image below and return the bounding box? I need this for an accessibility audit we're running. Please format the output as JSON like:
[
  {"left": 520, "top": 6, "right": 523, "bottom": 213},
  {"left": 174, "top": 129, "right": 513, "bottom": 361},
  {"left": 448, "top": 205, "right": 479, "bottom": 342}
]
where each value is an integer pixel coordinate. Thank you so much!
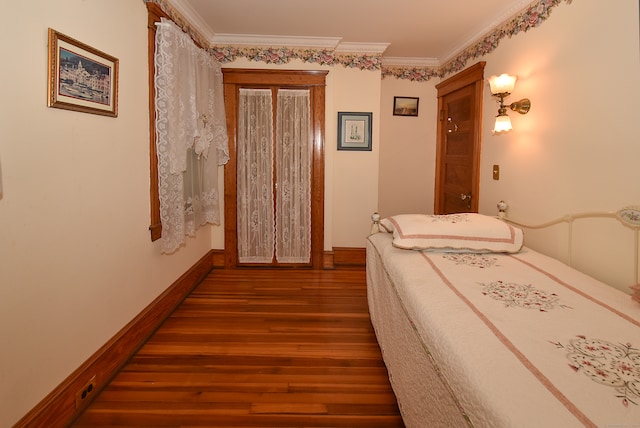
[{"left": 367, "top": 232, "right": 640, "bottom": 427}]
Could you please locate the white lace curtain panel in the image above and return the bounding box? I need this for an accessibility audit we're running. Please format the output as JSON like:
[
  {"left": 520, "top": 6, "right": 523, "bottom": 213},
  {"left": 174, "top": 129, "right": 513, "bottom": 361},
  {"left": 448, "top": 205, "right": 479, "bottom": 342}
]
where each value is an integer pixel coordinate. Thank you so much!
[
  {"left": 275, "top": 90, "right": 312, "bottom": 263},
  {"left": 237, "top": 89, "right": 275, "bottom": 263},
  {"left": 154, "top": 18, "right": 229, "bottom": 254},
  {"left": 237, "top": 89, "right": 311, "bottom": 263}
]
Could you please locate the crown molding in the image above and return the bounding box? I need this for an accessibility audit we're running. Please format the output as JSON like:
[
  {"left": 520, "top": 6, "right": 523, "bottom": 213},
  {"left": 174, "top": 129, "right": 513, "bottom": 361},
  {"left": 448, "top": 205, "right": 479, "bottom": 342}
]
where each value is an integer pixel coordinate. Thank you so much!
[
  {"left": 211, "top": 33, "right": 342, "bottom": 49},
  {"left": 439, "top": 0, "right": 534, "bottom": 63},
  {"left": 335, "top": 42, "right": 390, "bottom": 54},
  {"left": 382, "top": 56, "right": 440, "bottom": 67},
  {"left": 154, "top": 0, "right": 569, "bottom": 80},
  {"left": 164, "top": 0, "right": 531, "bottom": 61},
  {"left": 165, "top": 0, "right": 216, "bottom": 42},
  {"left": 211, "top": 35, "right": 390, "bottom": 55}
]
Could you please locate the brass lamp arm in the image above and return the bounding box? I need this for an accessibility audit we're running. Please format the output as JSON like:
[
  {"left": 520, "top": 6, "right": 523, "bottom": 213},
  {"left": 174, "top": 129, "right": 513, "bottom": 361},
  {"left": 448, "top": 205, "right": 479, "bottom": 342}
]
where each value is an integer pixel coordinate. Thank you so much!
[{"left": 494, "top": 94, "right": 531, "bottom": 115}]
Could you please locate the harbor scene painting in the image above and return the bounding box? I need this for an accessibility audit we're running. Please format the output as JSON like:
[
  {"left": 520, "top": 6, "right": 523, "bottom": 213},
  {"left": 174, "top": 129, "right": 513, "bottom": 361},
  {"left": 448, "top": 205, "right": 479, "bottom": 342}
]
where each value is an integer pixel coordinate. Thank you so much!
[
  {"left": 48, "top": 28, "right": 118, "bottom": 117},
  {"left": 59, "top": 48, "right": 111, "bottom": 105}
]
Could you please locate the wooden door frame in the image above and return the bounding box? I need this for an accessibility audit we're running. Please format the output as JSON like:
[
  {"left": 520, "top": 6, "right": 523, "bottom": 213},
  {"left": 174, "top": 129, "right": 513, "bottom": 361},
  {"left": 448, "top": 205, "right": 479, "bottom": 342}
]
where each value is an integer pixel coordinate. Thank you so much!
[
  {"left": 222, "top": 69, "right": 328, "bottom": 269},
  {"left": 434, "top": 61, "right": 485, "bottom": 214}
]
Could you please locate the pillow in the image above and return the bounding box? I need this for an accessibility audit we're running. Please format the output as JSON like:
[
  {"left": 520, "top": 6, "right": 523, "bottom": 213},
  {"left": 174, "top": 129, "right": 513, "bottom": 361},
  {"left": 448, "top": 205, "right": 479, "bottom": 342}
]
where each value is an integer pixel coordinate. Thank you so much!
[{"left": 380, "top": 213, "right": 523, "bottom": 253}]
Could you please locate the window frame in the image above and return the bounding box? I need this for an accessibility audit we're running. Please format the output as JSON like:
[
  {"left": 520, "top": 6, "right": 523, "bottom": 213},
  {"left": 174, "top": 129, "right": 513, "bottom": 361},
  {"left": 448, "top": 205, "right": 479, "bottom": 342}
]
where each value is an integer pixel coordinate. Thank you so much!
[
  {"left": 146, "top": 3, "right": 209, "bottom": 241},
  {"left": 147, "top": 3, "right": 163, "bottom": 241}
]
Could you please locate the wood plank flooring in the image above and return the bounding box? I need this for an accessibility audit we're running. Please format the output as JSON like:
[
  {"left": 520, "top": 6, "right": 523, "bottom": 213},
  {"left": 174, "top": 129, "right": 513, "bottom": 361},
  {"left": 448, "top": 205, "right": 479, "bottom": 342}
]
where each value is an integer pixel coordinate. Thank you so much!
[{"left": 71, "top": 268, "right": 404, "bottom": 427}]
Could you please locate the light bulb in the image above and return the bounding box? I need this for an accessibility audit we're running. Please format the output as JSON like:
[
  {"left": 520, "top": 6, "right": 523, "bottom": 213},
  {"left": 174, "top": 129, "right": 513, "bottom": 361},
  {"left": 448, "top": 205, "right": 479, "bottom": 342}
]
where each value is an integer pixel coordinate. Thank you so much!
[
  {"left": 493, "top": 115, "right": 512, "bottom": 133},
  {"left": 488, "top": 74, "right": 517, "bottom": 95}
]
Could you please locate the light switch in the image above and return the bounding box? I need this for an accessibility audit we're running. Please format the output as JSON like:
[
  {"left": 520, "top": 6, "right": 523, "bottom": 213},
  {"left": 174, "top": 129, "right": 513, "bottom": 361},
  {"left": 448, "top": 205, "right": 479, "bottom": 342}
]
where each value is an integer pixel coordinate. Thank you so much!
[{"left": 492, "top": 164, "right": 500, "bottom": 180}]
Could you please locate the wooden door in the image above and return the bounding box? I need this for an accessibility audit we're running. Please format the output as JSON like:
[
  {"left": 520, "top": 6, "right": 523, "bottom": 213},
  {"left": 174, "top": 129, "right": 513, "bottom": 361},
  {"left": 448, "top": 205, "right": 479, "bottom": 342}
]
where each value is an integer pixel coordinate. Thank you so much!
[
  {"left": 222, "top": 69, "right": 327, "bottom": 269},
  {"left": 434, "top": 62, "right": 485, "bottom": 214}
]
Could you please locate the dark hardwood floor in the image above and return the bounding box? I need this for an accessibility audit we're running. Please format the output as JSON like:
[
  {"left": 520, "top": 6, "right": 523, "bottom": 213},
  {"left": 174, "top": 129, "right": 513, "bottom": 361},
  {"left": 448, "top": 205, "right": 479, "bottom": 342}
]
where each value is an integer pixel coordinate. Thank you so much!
[{"left": 71, "top": 268, "right": 404, "bottom": 427}]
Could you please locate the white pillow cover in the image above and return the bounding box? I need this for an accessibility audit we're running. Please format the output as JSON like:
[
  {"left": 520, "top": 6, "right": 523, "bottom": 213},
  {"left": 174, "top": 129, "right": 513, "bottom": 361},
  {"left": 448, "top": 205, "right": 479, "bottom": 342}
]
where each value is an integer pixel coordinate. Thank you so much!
[{"left": 380, "top": 213, "right": 523, "bottom": 253}]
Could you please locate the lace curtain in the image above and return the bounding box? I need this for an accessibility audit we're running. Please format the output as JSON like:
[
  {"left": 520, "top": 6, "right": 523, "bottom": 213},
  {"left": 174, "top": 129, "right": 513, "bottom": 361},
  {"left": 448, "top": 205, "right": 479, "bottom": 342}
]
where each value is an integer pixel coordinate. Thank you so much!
[
  {"left": 154, "top": 18, "right": 229, "bottom": 254},
  {"left": 237, "top": 89, "right": 274, "bottom": 263},
  {"left": 275, "top": 90, "right": 311, "bottom": 263},
  {"left": 236, "top": 89, "right": 312, "bottom": 263}
]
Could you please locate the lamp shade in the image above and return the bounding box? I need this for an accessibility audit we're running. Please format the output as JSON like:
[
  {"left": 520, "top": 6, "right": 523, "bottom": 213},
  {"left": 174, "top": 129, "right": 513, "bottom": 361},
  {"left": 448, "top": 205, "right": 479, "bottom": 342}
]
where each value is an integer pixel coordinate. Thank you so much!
[
  {"left": 488, "top": 74, "right": 517, "bottom": 94},
  {"left": 493, "top": 115, "right": 512, "bottom": 133}
]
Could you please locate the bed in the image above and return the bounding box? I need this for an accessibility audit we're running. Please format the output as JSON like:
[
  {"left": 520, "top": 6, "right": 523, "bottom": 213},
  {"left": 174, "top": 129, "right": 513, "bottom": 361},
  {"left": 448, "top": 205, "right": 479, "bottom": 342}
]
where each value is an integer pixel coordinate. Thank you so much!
[{"left": 366, "top": 207, "right": 640, "bottom": 427}]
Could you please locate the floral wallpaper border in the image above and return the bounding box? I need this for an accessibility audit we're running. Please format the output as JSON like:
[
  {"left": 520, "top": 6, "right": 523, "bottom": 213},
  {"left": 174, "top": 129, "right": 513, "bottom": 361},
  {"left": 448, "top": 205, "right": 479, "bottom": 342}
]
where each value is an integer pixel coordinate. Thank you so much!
[
  {"left": 144, "top": 0, "right": 572, "bottom": 81},
  {"left": 208, "top": 46, "right": 383, "bottom": 70},
  {"left": 385, "top": 0, "right": 573, "bottom": 81}
]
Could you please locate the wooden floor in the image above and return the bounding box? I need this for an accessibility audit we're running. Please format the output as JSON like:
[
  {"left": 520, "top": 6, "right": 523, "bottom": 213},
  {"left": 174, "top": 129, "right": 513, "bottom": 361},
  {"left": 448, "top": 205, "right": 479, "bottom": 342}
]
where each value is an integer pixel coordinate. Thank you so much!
[{"left": 71, "top": 268, "right": 404, "bottom": 427}]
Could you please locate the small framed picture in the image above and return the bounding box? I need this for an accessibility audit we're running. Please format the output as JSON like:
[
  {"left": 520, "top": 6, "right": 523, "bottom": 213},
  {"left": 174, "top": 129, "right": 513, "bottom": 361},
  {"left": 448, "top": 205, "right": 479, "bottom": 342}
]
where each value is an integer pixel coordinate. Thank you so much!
[
  {"left": 337, "top": 112, "right": 372, "bottom": 151},
  {"left": 393, "top": 96, "right": 419, "bottom": 117},
  {"left": 47, "top": 28, "right": 119, "bottom": 117}
]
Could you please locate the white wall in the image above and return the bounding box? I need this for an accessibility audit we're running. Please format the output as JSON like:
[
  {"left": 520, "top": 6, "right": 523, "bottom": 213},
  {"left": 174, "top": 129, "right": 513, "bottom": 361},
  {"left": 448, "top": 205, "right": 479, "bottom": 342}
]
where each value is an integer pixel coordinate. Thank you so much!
[
  {"left": 479, "top": 0, "right": 640, "bottom": 217},
  {"left": 330, "top": 66, "right": 382, "bottom": 247},
  {"left": 477, "top": 0, "right": 640, "bottom": 291},
  {"left": 0, "top": 1, "right": 214, "bottom": 426},
  {"left": 375, "top": 1, "right": 640, "bottom": 291},
  {"left": 378, "top": 77, "right": 438, "bottom": 217}
]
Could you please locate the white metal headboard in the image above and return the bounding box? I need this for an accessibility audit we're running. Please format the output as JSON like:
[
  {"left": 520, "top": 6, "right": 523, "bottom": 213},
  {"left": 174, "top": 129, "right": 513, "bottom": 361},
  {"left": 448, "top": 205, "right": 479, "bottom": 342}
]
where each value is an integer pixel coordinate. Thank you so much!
[{"left": 498, "top": 201, "right": 640, "bottom": 285}]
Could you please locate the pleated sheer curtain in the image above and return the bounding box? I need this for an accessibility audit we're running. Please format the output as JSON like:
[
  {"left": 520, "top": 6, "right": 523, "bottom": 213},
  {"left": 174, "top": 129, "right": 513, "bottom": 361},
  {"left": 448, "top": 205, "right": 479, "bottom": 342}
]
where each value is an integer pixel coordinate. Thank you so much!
[
  {"left": 275, "top": 90, "right": 311, "bottom": 263},
  {"left": 236, "top": 88, "right": 311, "bottom": 263},
  {"left": 237, "top": 89, "right": 274, "bottom": 263},
  {"left": 154, "top": 18, "right": 229, "bottom": 254}
]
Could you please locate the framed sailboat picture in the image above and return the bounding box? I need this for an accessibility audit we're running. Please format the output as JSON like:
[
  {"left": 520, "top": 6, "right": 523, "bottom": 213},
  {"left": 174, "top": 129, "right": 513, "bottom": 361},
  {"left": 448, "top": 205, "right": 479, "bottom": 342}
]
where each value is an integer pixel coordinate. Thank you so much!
[{"left": 337, "top": 112, "right": 372, "bottom": 151}]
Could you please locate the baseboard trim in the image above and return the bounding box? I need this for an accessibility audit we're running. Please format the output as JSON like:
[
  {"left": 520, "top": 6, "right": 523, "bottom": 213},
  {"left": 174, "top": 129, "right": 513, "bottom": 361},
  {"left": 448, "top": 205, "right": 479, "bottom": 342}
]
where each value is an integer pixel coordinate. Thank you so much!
[
  {"left": 14, "top": 250, "right": 214, "bottom": 428},
  {"left": 212, "top": 249, "right": 225, "bottom": 268},
  {"left": 333, "top": 246, "right": 366, "bottom": 266},
  {"left": 213, "top": 248, "right": 364, "bottom": 269},
  {"left": 325, "top": 247, "right": 365, "bottom": 268}
]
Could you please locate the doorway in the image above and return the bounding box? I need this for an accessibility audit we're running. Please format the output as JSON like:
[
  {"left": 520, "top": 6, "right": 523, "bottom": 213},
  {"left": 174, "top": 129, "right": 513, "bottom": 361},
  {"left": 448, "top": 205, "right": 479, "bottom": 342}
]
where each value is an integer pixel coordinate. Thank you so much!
[
  {"left": 222, "top": 69, "right": 327, "bottom": 269},
  {"left": 434, "top": 62, "right": 485, "bottom": 214}
]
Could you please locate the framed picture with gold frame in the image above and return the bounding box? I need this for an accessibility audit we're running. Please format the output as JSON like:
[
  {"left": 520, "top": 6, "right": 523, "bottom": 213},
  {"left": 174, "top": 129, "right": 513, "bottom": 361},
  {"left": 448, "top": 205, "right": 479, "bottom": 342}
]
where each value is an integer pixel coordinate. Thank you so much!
[{"left": 47, "top": 28, "right": 119, "bottom": 117}]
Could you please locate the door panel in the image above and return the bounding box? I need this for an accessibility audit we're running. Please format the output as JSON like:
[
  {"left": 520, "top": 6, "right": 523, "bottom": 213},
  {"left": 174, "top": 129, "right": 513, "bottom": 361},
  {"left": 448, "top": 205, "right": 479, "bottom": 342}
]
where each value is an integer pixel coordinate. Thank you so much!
[
  {"left": 441, "top": 86, "right": 474, "bottom": 214},
  {"left": 222, "top": 69, "right": 327, "bottom": 269},
  {"left": 435, "top": 62, "right": 485, "bottom": 215}
]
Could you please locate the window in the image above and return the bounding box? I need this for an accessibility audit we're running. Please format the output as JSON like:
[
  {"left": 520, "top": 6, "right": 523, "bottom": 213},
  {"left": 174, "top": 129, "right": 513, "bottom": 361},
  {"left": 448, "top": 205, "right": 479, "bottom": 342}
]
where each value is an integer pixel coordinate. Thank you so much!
[{"left": 146, "top": 5, "right": 228, "bottom": 253}]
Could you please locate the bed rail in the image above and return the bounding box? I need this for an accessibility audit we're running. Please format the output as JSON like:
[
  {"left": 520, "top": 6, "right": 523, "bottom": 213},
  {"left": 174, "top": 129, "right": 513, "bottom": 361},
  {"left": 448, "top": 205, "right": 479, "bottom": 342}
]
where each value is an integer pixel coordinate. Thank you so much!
[
  {"left": 370, "top": 212, "right": 382, "bottom": 235},
  {"left": 370, "top": 205, "right": 640, "bottom": 287},
  {"left": 498, "top": 201, "right": 640, "bottom": 285}
]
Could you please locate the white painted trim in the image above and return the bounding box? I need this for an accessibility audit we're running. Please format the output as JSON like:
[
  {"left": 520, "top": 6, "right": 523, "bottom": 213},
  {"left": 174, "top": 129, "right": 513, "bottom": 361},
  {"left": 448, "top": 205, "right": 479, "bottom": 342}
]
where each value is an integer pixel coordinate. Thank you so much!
[
  {"left": 335, "top": 42, "right": 390, "bottom": 54},
  {"left": 382, "top": 57, "right": 440, "bottom": 67},
  {"left": 440, "top": 0, "right": 534, "bottom": 64},
  {"left": 211, "top": 33, "right": 342, "bottom": 49},
  {"left": 165, "top": 0, "right": 217, "bottom": 43},
  {"left": 165, "top": 0, "right": 535, "bottom": 66}
]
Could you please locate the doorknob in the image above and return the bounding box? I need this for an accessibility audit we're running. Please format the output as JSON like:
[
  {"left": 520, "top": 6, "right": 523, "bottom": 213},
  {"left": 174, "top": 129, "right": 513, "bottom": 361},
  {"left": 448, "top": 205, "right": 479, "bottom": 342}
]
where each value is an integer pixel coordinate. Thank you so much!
[{"left": 460, "top": 193, "right": 472, "bottom": 210}]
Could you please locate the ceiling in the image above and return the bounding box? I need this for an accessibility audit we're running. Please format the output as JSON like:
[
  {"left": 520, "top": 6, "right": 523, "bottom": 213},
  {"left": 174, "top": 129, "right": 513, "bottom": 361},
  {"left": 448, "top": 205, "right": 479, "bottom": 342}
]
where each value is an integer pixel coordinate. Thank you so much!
[{"left": 170, "top": 0, "right": 533, "bottom": 64}]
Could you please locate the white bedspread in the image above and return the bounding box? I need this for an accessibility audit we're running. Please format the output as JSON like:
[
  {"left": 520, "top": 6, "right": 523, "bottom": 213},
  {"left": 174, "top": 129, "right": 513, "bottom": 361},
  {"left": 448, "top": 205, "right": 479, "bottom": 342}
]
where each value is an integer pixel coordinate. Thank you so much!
[{"left": 367, "top": 232, "right": 640, "bottom": 427}]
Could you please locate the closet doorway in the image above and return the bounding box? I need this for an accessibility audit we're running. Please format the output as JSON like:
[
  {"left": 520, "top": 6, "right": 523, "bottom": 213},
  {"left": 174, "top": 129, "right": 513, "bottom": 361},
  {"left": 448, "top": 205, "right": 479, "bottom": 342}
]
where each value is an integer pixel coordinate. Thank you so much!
[
  {"left": 222, "top": 69, "right": 327, "bottom": 269},
  {"left": 434, "top": 62, "right": 485, "bottom": 214}
]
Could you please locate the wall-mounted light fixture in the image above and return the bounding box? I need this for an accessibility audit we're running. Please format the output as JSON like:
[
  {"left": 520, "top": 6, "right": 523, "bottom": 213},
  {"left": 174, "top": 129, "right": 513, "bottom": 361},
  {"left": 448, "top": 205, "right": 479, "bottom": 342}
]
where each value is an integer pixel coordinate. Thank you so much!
[{"left": 488, "top": 74, "right": 531, "bottom": 134}]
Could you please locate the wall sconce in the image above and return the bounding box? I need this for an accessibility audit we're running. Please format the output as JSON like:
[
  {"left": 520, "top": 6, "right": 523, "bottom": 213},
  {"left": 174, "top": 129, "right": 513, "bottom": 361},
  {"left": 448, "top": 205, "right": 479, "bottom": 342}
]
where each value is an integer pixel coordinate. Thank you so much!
[{"left": 488, "top": 74, "right": 531, "bottom": 134}]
